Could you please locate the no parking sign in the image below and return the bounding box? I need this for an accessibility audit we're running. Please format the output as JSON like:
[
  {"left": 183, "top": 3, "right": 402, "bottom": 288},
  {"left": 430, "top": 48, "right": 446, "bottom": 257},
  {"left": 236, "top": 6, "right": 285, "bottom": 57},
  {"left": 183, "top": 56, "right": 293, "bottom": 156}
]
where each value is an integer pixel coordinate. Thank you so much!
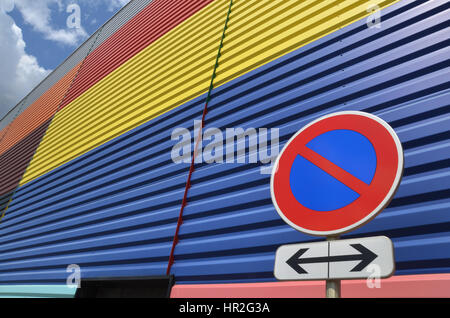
[
  {"left": 272, "top": 112, "right": 403, "bottom": 292},
  {"left": 271, "top": 111, "right": 404, "bottom": 236}
]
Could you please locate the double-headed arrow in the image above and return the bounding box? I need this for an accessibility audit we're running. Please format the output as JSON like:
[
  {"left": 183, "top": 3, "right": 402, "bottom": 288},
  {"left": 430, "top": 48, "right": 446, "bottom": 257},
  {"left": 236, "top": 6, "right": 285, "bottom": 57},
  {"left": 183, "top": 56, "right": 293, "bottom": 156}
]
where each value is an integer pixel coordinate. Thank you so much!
[{"left": 286, "top": 244, "right": 378, "bottom": 274}]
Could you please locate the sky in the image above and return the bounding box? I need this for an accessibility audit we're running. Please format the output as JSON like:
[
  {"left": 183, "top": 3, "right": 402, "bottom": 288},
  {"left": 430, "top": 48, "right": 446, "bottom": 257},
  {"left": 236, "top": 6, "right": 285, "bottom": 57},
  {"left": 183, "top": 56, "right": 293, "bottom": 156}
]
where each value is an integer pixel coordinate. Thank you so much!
[{"left": 0, "top": 0, "right": 130, "bottom": 120}]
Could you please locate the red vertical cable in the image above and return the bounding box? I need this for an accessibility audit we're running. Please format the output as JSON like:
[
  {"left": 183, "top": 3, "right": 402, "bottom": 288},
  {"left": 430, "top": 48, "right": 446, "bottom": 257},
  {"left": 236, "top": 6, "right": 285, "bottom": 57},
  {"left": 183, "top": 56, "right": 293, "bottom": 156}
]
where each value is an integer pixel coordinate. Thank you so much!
[{"left": 166, "top": 0, "right": 234, "bottom": 275}]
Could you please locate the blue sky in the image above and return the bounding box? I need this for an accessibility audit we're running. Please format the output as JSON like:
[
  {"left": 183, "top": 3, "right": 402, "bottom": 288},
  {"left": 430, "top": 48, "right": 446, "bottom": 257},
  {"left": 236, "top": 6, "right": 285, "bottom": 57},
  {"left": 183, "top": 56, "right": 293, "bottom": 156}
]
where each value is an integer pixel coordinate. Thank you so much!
[{"left": 0, "top": 0, "right": 130, "bottom": 119}]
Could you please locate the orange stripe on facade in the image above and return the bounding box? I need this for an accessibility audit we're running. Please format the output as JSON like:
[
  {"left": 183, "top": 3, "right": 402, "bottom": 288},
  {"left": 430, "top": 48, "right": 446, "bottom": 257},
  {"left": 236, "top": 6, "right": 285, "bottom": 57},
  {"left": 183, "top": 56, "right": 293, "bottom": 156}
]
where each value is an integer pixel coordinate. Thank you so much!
[
  {"left": 0, "top": 63, "right": 80, "bottom": 157},
  {"left": 0, "top": 1, "right": 215, "bottom": 160}
]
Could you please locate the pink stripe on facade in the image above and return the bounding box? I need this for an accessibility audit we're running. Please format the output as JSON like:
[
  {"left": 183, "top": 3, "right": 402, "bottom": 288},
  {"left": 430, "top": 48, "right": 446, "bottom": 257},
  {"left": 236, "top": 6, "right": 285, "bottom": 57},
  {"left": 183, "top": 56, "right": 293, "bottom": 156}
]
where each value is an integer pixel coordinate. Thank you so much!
[{"left": 170, "top": 274, "right": 450, "bottom": 298}]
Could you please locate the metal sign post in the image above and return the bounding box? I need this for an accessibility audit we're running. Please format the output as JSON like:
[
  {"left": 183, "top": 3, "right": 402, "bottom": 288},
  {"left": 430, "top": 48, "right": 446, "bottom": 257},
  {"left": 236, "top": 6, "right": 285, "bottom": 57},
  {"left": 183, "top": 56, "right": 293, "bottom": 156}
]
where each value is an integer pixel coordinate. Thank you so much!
[{"left": 326, "top": 236, "right": 340, "bottom": 298}]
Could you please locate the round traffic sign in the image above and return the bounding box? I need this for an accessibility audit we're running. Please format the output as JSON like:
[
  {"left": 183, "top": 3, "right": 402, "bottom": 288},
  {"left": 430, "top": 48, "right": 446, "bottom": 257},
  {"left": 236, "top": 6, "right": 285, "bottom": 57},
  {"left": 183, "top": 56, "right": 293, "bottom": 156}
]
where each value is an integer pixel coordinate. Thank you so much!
[{"left": 271, "top": 111, "right": 404, "bottom": 236}]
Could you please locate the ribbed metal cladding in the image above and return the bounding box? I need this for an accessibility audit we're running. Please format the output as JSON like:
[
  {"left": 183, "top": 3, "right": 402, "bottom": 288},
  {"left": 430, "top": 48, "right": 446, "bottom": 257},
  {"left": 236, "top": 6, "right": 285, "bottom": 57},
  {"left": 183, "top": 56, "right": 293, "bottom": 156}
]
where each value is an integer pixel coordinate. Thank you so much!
[
  {"left": 0, "top": 103, "right": 24, "bottom": 136},
  {"left": 168, "top": 0, "right": 450, "bottom": 283},
  {"left": 0, "top": 27, "right": 103, "bottom": 220},
  {"left": 18, "top": 31, "right": 98, "bottom": 113},
  {"left": 0, "top": 0, "right": 154, "bottom": 139},
  {"left": 0, "top": 98, "right": 27, "bottom": 220},
  {"left": 0, "top": 192, "right": 13, "bottom": 219},
  {"left": 0, "top": 0, "right": 152, "bottom": 131},
  {"left": 58, "top": 0, "right": 216, "bottom": 111},
  {"left": 91, "top": 0, "right": 154, "bottom": 52},
  {"left": 0, "top": 120, "right": 52, "bottom": 198},
  {"left": 0, "top": 0, "right": 448, "bottom": 286},
  {"left": 0, "top": 0, "right": 225, "bottom": 285},
  {"left": 0, "top": 120, "right": 52, "bottom": 225},
  {"left": 0, "top": 31, "right": 101, "bottom": 131},
  {"left": 20, "top": 0, "right": 226, "bottom": 185},
  {"left": 0, "top": 100, "right": 25, "bottom": 143},
  {"left": 0, "top": 65, "right": 80, "bottom": 157},
  {"left": 0, "top": 285, "right": 76, "bottom": 298},
  {"left": 0, "top": 94, "right": 208, "bottom": 283}
]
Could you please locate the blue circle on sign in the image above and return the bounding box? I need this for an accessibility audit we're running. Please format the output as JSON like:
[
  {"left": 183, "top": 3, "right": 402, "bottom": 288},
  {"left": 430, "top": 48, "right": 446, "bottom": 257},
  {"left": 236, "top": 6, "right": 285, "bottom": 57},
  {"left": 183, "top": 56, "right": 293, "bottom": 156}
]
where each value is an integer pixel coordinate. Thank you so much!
[{"left": 289, "top": 129, "right": 377, "bottom": 212}]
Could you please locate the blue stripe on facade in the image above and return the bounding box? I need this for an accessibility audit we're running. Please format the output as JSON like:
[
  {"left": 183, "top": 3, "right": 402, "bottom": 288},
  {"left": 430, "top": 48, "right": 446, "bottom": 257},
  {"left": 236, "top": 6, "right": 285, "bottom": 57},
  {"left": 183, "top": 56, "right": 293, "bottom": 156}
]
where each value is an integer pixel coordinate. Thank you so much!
[{"left": 0, "top": 0, "right": 449, "bottom": 285}]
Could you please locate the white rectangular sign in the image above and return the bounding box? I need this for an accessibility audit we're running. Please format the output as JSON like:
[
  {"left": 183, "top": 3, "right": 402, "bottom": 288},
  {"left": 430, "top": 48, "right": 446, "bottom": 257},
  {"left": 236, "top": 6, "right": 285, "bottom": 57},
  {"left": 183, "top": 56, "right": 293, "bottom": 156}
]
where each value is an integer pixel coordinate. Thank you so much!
[{"left": 274, "top": 236, "right": 395, "bottom": 281}]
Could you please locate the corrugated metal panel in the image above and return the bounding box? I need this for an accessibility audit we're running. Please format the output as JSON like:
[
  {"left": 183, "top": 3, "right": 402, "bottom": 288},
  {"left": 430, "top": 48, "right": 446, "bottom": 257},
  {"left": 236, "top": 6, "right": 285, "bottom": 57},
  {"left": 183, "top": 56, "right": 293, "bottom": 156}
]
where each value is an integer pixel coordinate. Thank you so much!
[
  {"left": 0, "top": 65, "right": 80, "bottom": 157},
  {"left": 0, "top": 0, "right": 448, "bottom": 287},
  {"left": 0, "top": 99, "right": 27, "bottom": 141},
  {"left": 21, "top": 0, "right": 399, "bottom": 186},
  {"left": 60, "top": 0, "right": 216, "bottom": 110},
  {"left": 0, "top": 29, "right": 105, "bottom": 154},
  {"left": 0, "top": 94, "right": 207, "bottom": 283},
  {"left": 0, "top": 0, "right": 154, "bottom": 132},
  {"left": 91, "top": 0, "right": 154, "bottom": 51},
  {"left": 0, "top": 285, "right": 76, "bottom": 298},
  {"left": 170, "top": 274, "right": 450, "bottom": 297},
  {"left": 214, "top": 0, "right": 400, "bottom": 86},
  {"left": 20, "top": 0, "right": 228, "bottom": 185},
  {"left": 18, "top": 32, "right": 97, "bottom": 113},
  {"left": 0, "top": 30, "right": 103, "bottom": 219},
  {"left": 0, "top": 103, "right": 24, "bottom": 137},
  {"left": 168, "top": 0, "right": 450, "bottom": 283},
  {"left": 0, "top": 192, "right": 13, "bottom": 220},
  {"left": 0, "top": 120, "right": 52, "bottom": 199},
  {"left": 0, "top": 31, "right": 101, "bottom": 131}
]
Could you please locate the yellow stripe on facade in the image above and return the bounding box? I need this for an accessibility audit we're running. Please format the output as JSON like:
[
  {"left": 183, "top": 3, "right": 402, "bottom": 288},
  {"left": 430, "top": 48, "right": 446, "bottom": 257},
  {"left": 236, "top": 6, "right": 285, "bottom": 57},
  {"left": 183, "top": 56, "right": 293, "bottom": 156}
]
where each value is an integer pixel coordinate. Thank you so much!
[
  {"left": 21, "top": 0, "right": 399, "bottom": 185},
  {"left": 21, "top": 0, "right": 229, "bottom": 184},
  {"left": 215, "top": 0, "right": 399, "bottom": 86}
]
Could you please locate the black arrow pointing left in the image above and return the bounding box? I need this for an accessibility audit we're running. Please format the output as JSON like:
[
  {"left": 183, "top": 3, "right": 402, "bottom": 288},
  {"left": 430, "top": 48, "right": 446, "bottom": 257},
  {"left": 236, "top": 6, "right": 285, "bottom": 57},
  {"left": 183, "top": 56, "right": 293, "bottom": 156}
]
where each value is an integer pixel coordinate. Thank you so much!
[{"left": 286, "top": 244, "right": 378, "bottom": 274}]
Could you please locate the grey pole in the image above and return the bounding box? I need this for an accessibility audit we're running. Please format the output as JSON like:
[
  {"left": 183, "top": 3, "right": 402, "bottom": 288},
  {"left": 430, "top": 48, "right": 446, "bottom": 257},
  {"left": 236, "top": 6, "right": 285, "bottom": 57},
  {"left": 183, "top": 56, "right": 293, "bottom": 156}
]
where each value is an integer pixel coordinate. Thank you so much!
[{"left": 326, "top": 236, "right": 341, "bottom": 298}]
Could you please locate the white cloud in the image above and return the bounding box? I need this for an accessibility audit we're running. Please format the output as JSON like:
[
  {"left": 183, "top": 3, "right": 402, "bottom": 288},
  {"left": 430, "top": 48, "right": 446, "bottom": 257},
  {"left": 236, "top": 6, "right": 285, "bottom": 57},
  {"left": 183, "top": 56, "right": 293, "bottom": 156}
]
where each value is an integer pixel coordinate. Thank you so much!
[
  {"left": 68, "top": 0, "right": 130, "bottom": 13},
  {"left": 0, "top": 7, "right": 50, "bottom": 119},
  {"left": 0, "top": 0, "right": 130, "bottom": 119},
  {"left": 107, "top": 0, "right": 130, "bottom": 11},
  {"left": 10, "top": 0, "right": 131, "bottom": 46},
  {"left": 14, "top": 0, "right": 88, "bottom": 46}
]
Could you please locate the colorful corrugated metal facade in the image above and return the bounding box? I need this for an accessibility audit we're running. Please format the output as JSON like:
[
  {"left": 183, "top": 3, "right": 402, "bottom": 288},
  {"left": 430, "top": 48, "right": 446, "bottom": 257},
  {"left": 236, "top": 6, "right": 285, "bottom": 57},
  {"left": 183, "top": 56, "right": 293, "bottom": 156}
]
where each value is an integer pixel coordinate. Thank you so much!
[{"left": 0, "top": 0, "right": 449, "bottom": 298}]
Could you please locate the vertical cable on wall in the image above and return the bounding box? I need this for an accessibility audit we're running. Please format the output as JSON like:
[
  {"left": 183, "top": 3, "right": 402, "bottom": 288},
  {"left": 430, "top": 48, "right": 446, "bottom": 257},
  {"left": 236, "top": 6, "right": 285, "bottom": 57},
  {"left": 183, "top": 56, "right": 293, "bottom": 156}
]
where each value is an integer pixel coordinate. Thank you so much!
[{"left": 167, "top": 0, "right": 234, "bottom": 275}]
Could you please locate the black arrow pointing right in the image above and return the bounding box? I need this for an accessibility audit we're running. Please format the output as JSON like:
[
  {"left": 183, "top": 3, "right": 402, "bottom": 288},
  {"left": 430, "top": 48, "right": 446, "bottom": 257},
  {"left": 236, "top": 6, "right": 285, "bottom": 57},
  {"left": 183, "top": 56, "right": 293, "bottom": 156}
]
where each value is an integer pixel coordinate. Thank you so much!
[{"left": 286, "top": 244, "right": 378, "bottom": 274}]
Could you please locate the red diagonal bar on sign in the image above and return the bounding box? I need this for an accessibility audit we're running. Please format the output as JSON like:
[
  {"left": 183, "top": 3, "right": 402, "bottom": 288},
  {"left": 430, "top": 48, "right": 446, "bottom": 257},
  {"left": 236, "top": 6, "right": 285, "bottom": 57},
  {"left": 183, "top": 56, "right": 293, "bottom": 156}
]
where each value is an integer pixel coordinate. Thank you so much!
[{"left": 299, "top": 145, "right": 371, "bottom": 195}]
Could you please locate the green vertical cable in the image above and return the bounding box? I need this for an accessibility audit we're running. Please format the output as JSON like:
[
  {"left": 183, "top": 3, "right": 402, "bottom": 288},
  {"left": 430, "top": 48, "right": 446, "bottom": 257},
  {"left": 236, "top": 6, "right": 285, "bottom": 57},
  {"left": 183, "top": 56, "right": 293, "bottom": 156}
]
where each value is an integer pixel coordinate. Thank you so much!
[
  {"left": 206, "top": 0, "right": 233, "bottom": 105},
  {"left": 167, "top": 0, "right": 234, "bottom": 275}
]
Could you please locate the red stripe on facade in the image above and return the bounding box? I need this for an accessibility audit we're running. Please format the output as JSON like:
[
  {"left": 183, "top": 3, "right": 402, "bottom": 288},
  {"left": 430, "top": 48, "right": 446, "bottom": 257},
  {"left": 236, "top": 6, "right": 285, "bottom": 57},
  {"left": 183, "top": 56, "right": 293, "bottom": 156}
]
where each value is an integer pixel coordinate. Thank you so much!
[{"left": 60, "top": 0, "right": 215, "bottom": 110}]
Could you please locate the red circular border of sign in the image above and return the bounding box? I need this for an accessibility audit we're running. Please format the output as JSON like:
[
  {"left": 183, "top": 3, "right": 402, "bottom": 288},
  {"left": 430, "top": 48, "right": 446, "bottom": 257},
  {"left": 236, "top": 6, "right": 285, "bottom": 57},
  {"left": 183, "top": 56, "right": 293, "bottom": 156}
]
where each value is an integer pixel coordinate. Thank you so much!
[{"left": 270, "top": 111, "right": 404, "bottom": 237}]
